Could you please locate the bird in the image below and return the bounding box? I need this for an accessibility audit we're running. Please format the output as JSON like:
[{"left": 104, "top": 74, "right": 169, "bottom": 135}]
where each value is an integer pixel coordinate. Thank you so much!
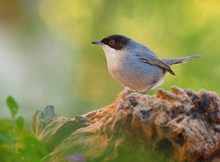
[{"left": 92, "top": 34, "right": 200, "bottom": 93}]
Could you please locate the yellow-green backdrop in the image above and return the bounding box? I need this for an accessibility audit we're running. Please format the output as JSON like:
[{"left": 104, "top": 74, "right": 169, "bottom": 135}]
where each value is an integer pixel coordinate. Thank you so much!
[{"left": 0, "top": 0, "right": 219, "bottom": 125}]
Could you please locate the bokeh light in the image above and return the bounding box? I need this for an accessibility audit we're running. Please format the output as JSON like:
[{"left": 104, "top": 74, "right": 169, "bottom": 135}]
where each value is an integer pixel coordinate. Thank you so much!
[{"left": 0, "top": 0, "right": 219, "bottom": 127}]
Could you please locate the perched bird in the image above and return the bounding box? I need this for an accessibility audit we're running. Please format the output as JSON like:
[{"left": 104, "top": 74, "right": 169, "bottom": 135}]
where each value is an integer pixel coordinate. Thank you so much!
[{"left": 92, "top": 35, "right": 199, "bottom": 93}]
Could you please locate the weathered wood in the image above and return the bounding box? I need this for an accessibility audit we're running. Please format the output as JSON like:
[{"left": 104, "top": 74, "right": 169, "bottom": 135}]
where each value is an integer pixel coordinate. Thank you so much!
[{"left": 33, "top": 87, "right": 220, "bottom": 162}]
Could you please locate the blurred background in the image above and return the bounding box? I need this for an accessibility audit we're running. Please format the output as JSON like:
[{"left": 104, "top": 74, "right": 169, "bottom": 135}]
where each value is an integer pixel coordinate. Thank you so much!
[{"left": 0, "top": 0, "right": 219, "bottom": 127}]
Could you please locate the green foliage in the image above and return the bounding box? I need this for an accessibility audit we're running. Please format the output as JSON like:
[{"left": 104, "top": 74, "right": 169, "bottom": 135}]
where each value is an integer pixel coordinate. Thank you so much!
[
  {"left": 0, "top": 96, "right": 48, "bottom": 162},
  {"left": 6, "top": 96, "right": 19, "bottom": 118},
  {"left": 15, "top": 116, "right": 25, "bottom": 130}
]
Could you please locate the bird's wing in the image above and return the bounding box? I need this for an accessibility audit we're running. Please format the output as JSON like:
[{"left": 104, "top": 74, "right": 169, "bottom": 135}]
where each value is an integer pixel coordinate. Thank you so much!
[
  {"left": 139, "top": 57, "right": 175, "bottom": 75},
  {"left": 134, "top": 48, "right": 175, "bottom": 75}
]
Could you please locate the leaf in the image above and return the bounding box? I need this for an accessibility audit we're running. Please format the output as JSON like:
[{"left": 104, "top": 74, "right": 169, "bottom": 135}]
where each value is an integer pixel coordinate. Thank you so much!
[
  {"left": 10, "top": 135, "right": 23, "bottom": 143},
  {"left": 24, "top": 136, "right": 48, "bottom": 156},
  {"left": 16, "top": 116, "right": 25, "bottom": 130},
  {"left": 0, "top": 129, "right": 12, "bottom": 145},
  {"left": 6, "top": 96, "right": 19, "bottom": 117}
]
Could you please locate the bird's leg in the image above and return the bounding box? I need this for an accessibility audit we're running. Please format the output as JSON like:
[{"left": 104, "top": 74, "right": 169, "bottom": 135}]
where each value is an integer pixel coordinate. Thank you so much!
[
  {"left": 139, "top": 80, "right": 161, "bottom": 95},
  {"left": 123, "top": 87, "right": 136, "bottom": 94},
  {"left": 139, "top": 89, "right": 151, "bottom": 95}
]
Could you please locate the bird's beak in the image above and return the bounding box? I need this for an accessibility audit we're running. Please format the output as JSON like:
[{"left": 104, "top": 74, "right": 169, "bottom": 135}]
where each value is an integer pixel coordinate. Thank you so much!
[{"left": 91, "top": 40, "right": 102, "bottom": 45}]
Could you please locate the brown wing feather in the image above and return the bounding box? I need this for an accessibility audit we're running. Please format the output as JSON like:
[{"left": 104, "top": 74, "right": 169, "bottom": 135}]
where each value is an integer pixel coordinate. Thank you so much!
[{"left": 139, "top": 58, "right": 175, "bottom": 75}]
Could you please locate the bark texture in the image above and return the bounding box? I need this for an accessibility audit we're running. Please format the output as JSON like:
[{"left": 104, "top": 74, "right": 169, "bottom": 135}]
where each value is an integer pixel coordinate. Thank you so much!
[{"left": 32, "top": 87, "right": 220, "bottom": 162}]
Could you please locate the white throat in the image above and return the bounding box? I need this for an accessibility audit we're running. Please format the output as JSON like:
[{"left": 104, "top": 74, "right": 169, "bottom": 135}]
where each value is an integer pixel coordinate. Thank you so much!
[
  {"left": 100, "top": 44, "right": 123, "bottom": 70},
  {"left": 101, "top": 44, "right": 118, "bottom": 59}
]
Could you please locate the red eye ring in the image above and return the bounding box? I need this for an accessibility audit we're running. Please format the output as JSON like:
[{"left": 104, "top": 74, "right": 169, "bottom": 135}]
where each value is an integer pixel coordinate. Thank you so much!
[{"left": 109, "top": 40, "right": 115, "bottom": 45}]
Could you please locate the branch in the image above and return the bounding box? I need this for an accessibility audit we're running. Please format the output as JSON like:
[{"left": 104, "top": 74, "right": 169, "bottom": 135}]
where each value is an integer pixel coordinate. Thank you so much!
[{"left": 32, "top": 86, "right": 220, "bottom": 162}]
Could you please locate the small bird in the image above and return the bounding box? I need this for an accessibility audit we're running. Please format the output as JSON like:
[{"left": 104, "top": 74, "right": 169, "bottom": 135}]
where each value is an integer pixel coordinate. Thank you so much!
[{"left": 92, "top": 35, "right": 200, "bottom": 93}]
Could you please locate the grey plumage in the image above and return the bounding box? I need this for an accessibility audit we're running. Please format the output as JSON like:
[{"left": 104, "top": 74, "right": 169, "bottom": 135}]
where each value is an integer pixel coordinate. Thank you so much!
[
  {"left": 163, "top": 55, "right": 200, "bottom": 66},
  {"left": 92, "top": 35, "right": 200, "bottom": 93}
]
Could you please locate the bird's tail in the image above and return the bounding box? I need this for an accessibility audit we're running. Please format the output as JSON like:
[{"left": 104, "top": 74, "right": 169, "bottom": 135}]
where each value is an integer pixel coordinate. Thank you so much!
[{"left": 163, "top": 55, "right": 200, "bottom": 66}]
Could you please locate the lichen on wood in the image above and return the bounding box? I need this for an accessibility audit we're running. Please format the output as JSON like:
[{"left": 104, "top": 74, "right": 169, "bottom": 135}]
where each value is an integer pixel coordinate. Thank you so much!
[{"left": 32, "top": 86, "right": 220, "bottom": 162}]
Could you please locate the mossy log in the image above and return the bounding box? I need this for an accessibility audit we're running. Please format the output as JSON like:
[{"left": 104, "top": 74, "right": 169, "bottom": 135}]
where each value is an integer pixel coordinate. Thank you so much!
[{"left": 32, "top": 87, "right": 220, "bottom": 162}]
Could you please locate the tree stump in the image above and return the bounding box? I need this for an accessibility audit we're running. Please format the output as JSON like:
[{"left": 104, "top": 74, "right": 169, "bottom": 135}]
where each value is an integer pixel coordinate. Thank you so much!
[{"left": 32, "top": 86, "right": 220, "bottom": 162}]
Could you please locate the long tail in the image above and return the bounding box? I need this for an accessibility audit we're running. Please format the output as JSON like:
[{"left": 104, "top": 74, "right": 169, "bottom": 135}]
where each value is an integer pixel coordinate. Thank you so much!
[{"left": 163, "top": 55, "right": 200, "bottom": 66}]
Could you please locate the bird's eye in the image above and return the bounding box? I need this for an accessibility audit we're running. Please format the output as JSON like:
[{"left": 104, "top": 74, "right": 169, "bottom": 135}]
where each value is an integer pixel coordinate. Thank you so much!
[{"left": 109, "top": 40, "right": 115, "bottom": 46}]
